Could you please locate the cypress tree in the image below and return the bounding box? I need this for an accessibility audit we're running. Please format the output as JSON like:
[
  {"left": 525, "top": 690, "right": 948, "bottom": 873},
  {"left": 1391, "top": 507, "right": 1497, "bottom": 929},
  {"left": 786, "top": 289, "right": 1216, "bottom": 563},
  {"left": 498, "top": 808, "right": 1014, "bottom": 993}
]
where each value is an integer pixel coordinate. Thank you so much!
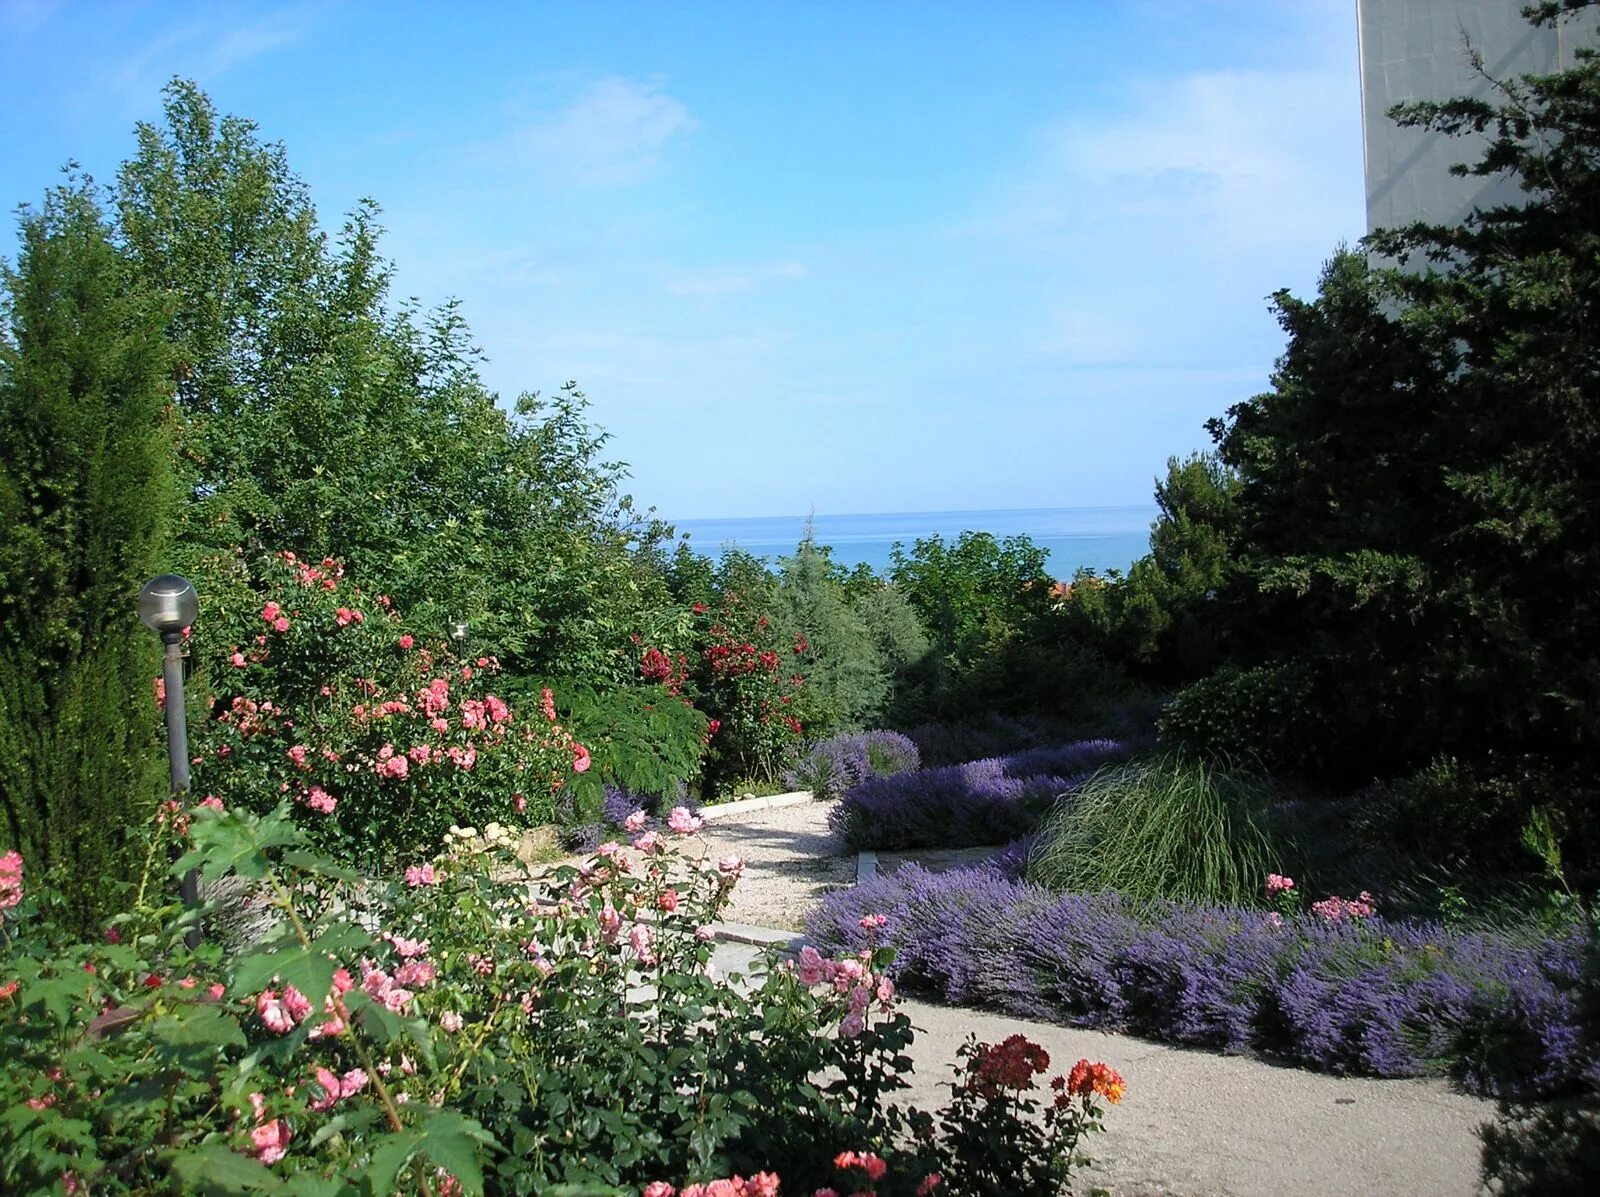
[{"left": 0, "top": 180, "right": 176, "bottom": 929}]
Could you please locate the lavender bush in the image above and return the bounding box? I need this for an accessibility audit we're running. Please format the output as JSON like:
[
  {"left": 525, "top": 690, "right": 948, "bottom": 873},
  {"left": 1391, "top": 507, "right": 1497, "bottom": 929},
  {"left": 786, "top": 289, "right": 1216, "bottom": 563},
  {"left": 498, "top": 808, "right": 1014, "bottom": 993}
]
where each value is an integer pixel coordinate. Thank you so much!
[
  {"left": 829, "top": 739, "right": 1131, "bottom": 849},
  {"left": 907, "top": 709, "right": 1158, "bottom": 768},
  {"left": 783, "top": 730, "right": 921, "bottom": 801},
  {"left": 808, "top": 864, "right": 1600, "bottom": 1098}
]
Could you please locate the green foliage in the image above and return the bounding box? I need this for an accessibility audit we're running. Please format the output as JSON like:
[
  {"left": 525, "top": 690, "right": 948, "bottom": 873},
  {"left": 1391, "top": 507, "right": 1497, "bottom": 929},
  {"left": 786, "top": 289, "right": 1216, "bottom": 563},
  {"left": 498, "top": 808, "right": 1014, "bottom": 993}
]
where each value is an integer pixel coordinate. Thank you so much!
[
  {"left": 890, "top": 531, "right": 1052, "bottom": 670},
  {"left": 1027, "top": 755, "right": 1284, "bottom": 906},
  {"left": 1156, "top": 661, "right": 1322, "bottom": 773},
  {"left": 1354, "top": 756, "right": 1533, "bottom": 877},
  {"left": 887, "top": 532, "right": 1067, "bottom": 721},
  {"left": 0, "top": 180, "right": 175, "bottom": 930},
  {"left": 1061, "top": 453, "right": 1240, "bottom": 685},
  {"left": 775, "top": 539, "right": 892, "bottom": 733},
  {"left": 544, "top": 680, "right": 708, "bottom": 817},
  {"left": 113, "top": 80, "right": 677, "bottom": 680},
  {"left": 0, "top": 802, "right": 1118, "bottom": 1195}
]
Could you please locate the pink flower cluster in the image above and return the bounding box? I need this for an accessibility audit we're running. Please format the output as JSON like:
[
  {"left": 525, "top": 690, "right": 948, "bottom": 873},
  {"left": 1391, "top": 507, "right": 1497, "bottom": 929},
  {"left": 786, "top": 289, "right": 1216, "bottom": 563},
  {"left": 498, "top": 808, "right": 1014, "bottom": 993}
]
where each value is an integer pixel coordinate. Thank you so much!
[
  {"left": 793, "top": 947, "right": 894, "bottom": 1038},
  {"left": 256, "top": 970, "right": 353, "bottom": 1039},
  {"left": 405, "top": 863, "right": 438, "bottom": 887},
  {"left": 308, "top": 1065, "right": 369, "bottom": 1112},
  {"left": 643, "top": 1174, "right": 781, "bottom": 1197},
  {"left": 667, "top": 806, "right": 703, "bottom": 835},
  {"left": 245, "top": 1092, "right": 292, "bottom": 1164},
  {"left": 1311, "top": 891, "right": 1376, "bottom": 921},
  {"left": 0, "top": 849, "right": 22, "bottom": 911},
  {"left": 1265, "top": 873, "right": 1295, "bottom": 895}
]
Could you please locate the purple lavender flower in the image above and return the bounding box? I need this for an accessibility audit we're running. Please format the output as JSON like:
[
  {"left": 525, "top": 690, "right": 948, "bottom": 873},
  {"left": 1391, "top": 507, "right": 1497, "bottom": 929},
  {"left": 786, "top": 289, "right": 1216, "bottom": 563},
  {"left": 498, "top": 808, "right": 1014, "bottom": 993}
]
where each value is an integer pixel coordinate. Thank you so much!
[
  {"left": 806, "top": 866, "right": 1597, "bottom": 1098},
  {"left": 829, "top": 739, "right": 1129, "bottom": 849}
]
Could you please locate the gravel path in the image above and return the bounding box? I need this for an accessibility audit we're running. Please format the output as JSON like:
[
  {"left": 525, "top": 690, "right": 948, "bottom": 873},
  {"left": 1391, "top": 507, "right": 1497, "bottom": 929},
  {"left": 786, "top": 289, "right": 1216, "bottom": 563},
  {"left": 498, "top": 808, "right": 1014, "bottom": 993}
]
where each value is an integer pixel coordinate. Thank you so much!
[
  {"left": 699, "top": 797, "right": 853, "bottom": 930},
  {"left": 701, "top": 801, "right": 1500, "bottom": 1197}
]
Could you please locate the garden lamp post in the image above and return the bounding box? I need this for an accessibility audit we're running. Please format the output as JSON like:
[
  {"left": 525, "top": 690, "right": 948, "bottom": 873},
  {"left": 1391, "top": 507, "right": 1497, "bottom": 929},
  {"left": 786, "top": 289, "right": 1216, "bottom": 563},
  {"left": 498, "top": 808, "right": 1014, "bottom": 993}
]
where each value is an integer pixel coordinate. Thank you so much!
[
  {"left": 450, "top": 619, "right": 469, "bottom": 647},
  {"left": 139, "top": 574, "right": 201, "bottom": 947}
]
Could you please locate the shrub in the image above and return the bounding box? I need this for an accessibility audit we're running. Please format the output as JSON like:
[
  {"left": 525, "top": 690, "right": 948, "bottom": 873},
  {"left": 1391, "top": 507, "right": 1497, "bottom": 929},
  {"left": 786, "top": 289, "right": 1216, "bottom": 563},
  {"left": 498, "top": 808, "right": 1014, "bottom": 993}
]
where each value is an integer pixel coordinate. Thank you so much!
[
  {"left": 808, "top": 864, "right": 1600, "bottom": 1098},
  {"left": 829, "top": 741, "right": 1131, "bottom": 850},
  {"left": 1157, "top": 660, "right": 1321, "bottom": 772},
  {"left": 187, "top": 551, "right": 589, "bottom": 866},
  {"left": 1026, "top": 756, "right": 1285, "bottom": 906},
  {"left": 0, "top": 805, "right": 1122, "bottom": 1195},
  {"left": 530, "top": 680, "right": 708, "bottom": 826},
  {"left": 785, "top": 730, "right": 921, "bottom": 801}
]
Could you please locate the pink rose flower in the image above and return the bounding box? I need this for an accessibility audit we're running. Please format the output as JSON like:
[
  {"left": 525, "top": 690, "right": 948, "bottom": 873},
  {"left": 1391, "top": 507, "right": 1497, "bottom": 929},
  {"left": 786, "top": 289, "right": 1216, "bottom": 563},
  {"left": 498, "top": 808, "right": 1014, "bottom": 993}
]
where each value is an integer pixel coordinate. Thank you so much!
[
  {"left": 250, "top": 1118, "right": 291, "bottom": 1164},
  {"left": 623, "top": 810, "right": 648, "bottom": 833},
  {"left": 404, "top": 864, "right": 437, "bottom": 887},
  {"left": 667, "top": 806, "right": 703, "bottom": 835}
]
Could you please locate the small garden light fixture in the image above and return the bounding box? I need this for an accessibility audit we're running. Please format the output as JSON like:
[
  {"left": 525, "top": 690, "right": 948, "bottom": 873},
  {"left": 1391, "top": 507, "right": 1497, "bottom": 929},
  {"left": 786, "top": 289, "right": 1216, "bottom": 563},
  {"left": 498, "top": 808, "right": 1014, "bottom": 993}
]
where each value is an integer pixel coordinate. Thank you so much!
[
  {"left": 138, "top": 574, "right": 201, "bottom": 946},
  {"left": 450, "top": 618, "right": 469, "bottom": 646}
]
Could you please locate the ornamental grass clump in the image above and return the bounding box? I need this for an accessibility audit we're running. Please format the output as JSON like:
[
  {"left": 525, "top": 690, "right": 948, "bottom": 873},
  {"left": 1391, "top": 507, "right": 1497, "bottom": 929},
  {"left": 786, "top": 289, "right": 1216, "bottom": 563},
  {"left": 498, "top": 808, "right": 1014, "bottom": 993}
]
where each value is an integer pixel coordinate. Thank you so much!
[
  {"left": 829, "top": 740, "right": 1130, "bottom": 850},
  {"left": 1025, "top": 755, "right": 1284, "bottom": 906},
  {"left": 808, "top": 864, "right": 1599, "bottom": 1099}
]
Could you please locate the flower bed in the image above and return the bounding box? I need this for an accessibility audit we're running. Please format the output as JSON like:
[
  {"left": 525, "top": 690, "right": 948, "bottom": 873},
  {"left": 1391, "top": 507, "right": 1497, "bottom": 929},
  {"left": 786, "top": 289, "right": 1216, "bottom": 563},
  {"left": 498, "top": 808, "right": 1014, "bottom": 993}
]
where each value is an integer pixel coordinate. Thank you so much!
[
  {"left": 1, "top": 806, "right": 1125, "bottom": 1195},
  {"left": 829, "top": 741, "right": 1131, "bottom": 850},
  {"left": 808, "top": 863, "right": 1600, "bottom": 1099}
]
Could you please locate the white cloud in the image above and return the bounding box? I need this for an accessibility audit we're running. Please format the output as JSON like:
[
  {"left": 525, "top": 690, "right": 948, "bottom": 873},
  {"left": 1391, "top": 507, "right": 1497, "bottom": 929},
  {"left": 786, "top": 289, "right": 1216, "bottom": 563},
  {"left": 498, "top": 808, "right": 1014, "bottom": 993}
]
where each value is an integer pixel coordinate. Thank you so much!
[
  {"left": 107, "top": 3, "right": 317, "bottom": 104},
  {"left": 480, "top": 77, "right": 697, "bottom": 187},
  {"left": 968, "top": 67, "right": 1359, "bottom": 256}
]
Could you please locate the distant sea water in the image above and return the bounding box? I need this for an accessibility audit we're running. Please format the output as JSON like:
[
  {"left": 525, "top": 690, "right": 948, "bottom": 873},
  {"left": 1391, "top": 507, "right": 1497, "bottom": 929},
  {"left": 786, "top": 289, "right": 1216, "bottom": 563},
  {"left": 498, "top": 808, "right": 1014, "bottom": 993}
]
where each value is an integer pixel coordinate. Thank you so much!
[{"left": 670, "top": 506, "right": 1159, "bottom": 580}]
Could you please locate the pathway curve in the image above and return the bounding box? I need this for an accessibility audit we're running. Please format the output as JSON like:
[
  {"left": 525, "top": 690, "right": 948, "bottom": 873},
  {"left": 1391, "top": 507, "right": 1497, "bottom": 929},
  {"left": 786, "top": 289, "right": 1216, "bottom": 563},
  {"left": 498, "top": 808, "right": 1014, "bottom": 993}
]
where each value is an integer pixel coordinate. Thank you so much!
[
  {"left": 699, "top": 797, "right": 854, "bottom": 930},
  {"left": 702, "top": 801, "right": 1497, "bottom": 1197}
]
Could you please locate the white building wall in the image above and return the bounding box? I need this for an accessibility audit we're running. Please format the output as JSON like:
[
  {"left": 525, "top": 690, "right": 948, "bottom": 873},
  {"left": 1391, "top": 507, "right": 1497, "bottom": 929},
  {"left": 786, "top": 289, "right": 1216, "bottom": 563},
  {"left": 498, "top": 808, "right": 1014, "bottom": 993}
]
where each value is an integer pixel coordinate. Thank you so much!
[{"left": 1358, "top": 0, "right": 1597, "bottom": 233}]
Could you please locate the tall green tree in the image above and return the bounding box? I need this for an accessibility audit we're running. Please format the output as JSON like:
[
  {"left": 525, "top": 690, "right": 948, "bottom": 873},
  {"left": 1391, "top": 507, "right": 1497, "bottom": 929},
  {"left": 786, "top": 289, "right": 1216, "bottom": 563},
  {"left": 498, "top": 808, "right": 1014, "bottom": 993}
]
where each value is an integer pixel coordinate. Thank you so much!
[
  {"left": 114, "top": 80, "right": 674, "bottom": 679},
  {"left": 774, "top": 538, "right": 890, "bottom": 732},
  {"left": 0, "top": 181, "right": 175, "bottom": 927},
  {"left": 1170, "top": 2, "right": 1600, "bottom": 858}
]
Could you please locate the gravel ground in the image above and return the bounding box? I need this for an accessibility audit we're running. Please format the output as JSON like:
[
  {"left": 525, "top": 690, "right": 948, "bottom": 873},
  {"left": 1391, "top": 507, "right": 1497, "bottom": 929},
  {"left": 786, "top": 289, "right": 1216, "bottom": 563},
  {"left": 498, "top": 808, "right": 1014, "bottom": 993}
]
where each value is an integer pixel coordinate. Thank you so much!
[
  {"left": 700, "top": 805, "right": 1498, "bottom": 1197},
  {"left": 698, "top": 797, "right": 854, "bottom": 930}
]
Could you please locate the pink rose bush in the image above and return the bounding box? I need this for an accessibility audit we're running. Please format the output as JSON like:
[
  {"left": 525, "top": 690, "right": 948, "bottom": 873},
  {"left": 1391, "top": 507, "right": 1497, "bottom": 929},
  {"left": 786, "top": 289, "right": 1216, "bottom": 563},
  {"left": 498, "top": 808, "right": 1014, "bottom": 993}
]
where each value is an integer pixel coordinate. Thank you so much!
[
  {"left": 1, "top": 802, "right": 1121, "bottom": 1195},
  {"left": 185, "top": 551, "right": 591, "bottom": 864}
]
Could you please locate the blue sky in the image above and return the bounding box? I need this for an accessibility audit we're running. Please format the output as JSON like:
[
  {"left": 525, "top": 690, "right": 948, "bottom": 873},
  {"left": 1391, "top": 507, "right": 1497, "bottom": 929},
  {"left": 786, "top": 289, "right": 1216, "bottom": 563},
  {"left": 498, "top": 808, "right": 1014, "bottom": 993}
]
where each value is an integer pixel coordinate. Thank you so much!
[{"left": 0, "top": 0, "right": 1366, "bottom": 520}]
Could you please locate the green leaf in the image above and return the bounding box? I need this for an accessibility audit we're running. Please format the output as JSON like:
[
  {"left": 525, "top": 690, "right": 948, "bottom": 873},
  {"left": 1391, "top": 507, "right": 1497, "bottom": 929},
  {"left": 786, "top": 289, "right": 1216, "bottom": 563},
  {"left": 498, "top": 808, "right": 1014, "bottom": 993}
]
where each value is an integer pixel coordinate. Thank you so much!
[
  {"left": 153, "top": 1003, "right": 248, "bottom": 1049},
  {"left": 415, "top": 1109, "right": 497, "bottom": 1196},
  {"left": 164, "top": 1142, "right": 284, "bottom": 1193},
  {"left": 364, "top": 1128, "right": 426, "bottom": 1196}
]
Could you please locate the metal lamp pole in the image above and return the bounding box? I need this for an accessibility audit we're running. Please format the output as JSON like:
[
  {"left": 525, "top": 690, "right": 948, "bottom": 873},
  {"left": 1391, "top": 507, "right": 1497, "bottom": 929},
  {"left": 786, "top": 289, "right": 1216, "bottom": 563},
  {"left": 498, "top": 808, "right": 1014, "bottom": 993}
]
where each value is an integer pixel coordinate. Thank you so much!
[{"left": 139, "top": 574, "right": 200, "bottom": 948}]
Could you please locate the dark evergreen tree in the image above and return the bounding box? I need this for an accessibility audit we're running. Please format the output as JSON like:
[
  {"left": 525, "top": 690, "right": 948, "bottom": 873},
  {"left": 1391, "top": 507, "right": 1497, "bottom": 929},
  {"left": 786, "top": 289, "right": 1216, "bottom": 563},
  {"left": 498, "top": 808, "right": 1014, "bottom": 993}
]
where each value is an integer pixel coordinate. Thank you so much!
[{"left": 0, "top": 181, "right": 176, "bottom": 928}]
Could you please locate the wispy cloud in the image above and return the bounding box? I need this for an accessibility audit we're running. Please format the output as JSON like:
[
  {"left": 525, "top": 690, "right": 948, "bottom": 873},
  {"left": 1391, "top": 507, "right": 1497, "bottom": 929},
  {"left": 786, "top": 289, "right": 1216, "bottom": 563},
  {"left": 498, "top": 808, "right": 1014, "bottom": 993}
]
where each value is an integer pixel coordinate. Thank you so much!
[
  {"left": 663, "top": 259, "right": 808, "bottom": 297},
  {"left": 107, "top": 3, "right": 318, "bottom": 104},
  {"left": 476, "top": 77, "right": 697, "bottom": 188},
  {"left": 968, "top": 67, "right": 1356, "bottom": 256}
]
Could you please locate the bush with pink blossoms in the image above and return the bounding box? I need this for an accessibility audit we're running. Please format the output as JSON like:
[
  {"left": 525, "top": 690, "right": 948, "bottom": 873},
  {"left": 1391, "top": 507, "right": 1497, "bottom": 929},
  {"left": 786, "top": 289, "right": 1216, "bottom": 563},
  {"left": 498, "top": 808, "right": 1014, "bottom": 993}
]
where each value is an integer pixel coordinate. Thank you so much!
[
  {"left": 0, "top": 799, "right": 1123, "bottom": 1196},
  {"left": 185, "top": 550, "right": 591, "bottom": 864}
]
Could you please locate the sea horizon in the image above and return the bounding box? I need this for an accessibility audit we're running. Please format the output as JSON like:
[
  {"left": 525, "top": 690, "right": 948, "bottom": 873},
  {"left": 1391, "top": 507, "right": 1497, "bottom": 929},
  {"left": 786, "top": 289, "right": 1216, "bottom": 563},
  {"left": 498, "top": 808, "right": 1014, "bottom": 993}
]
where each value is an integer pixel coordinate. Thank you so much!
[{"left": 669, "top": 504, "right": 1159, "bottom": 579}]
